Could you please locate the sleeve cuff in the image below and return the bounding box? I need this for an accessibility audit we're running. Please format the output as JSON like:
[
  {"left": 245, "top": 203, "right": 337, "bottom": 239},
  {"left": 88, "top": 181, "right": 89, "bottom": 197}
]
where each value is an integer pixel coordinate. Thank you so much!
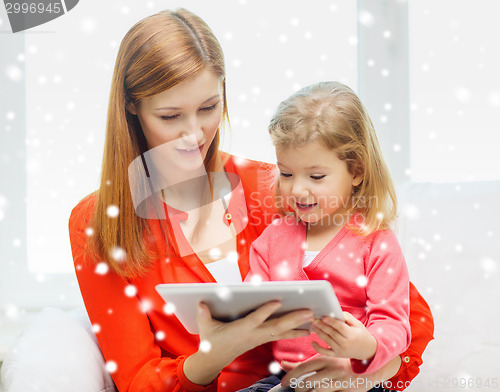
[
  {"left": 177, "top": 356, "right": 219, "bottom": 391},
  {"left": 382, "top": 354, "right": 414, "bottom": 391}
]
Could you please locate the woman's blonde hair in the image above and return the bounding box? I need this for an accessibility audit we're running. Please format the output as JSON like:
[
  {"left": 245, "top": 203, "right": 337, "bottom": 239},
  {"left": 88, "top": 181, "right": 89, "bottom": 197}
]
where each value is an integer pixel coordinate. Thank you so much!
[
  {"left": 89, "top": 9, "right": 228, "bottom": 277},
  {"left": 269, "top": 81, "right": 397, "bottom": 235}
]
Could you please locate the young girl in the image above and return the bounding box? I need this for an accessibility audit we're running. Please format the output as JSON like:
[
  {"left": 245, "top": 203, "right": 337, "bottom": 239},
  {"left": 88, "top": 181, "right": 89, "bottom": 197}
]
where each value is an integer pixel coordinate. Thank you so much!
[{"left": 243, "top": 81, "right": 411, "bottom": 391}]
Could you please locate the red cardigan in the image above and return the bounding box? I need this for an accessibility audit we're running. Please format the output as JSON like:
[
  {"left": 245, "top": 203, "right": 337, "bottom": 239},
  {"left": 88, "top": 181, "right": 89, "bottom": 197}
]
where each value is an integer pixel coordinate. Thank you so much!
[{"left": 69, "top": 154, "right": 434, "bottom": 392}]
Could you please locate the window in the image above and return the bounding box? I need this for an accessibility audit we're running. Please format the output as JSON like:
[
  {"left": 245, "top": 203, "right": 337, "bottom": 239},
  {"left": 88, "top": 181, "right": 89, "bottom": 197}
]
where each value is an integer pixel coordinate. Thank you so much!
[{"left": 409, "top": 0, "right": 500, "bottom": 182}]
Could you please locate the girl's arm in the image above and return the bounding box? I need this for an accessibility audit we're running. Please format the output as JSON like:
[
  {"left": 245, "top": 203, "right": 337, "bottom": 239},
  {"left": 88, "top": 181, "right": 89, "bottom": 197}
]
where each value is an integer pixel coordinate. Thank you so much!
[
  {"left": 281, "top": 282, "right": 434, "bottom": 392},
  {"left": 349, "top": 229, "right": 411, "bottom": 374}
]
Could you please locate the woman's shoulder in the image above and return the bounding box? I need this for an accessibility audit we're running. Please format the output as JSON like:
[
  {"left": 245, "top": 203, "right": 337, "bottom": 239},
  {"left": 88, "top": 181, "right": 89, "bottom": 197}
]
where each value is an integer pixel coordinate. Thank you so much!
[
  {"left": 222, "top": 152, "right": 276, "bottom": 177},
  {"left": 69, "top": 192, "right": 98, "bottom": 232}
]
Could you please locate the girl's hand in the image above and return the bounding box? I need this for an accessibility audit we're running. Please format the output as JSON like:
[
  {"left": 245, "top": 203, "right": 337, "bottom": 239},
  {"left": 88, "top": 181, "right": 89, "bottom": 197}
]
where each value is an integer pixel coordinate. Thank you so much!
[
  {"left": 183, "top": 301, "right": 314, "bottom": 385},
  {"left": 311, "top": 312, "right": 377, "bottom": 361}
]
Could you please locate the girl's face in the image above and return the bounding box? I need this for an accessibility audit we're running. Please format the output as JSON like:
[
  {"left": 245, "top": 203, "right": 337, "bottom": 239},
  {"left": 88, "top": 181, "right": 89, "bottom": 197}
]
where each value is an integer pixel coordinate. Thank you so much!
[
  {"left": 277, "top": 139, "right": 363, "bottom": 226},
  {"left": 128, "top": 69, "right": 223, "bottom": 172}
]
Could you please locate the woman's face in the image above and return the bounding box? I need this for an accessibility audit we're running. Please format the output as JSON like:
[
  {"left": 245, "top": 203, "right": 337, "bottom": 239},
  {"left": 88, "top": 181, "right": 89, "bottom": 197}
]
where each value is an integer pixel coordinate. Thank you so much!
[{"left": 129, "top": 69, "right": 223, "bottom": 172}]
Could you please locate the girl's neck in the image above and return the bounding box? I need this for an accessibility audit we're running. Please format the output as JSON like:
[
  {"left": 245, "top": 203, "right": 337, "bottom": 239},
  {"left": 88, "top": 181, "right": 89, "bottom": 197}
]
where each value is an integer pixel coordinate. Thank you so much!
[{"left": 305, "top": 211, "right": 350, "bottom": 251}]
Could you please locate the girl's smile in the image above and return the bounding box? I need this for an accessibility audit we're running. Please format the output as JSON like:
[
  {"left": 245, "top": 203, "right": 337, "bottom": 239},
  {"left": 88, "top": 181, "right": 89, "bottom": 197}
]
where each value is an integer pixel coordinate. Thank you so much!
[{"left": 277, "top": 139, "right": 363, "bottom": 227}]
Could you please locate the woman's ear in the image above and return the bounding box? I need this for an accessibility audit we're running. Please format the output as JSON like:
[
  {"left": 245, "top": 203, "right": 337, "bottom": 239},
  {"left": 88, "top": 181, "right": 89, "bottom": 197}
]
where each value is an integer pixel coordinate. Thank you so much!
[{"left": 126, "top": 101, "right": 137, "bottom": 115}]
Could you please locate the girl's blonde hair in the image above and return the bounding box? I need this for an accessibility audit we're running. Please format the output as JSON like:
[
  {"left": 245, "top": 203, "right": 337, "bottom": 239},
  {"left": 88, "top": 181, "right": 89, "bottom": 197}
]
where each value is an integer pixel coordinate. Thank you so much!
[
  {"left": 268, "top": 81, "right": 397, "bottom": 235},
  {"left": 89, "top": 9, "right": 228, "bottom": 277}
]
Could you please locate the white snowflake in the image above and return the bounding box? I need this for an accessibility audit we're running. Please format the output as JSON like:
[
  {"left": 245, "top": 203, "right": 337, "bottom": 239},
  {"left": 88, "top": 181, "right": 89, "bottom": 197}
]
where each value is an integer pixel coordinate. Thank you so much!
[
  {"left": 403, "top": 203, "right": 420, "bottom": 220},
  {"left": 481, "top": 258, "right": 497, "bottom": 273},
  {"left": 348, "top": 36, "right": 358, "bottom": 46},
  {"left": 110, "top": 246, "right": 127, "bottom": 262},
  {"left": 105, "top": 361, "right": 118, "bottom": 373},
  {"left": 199, "top": 340, "right": 212, "bottom": 353},
  {"left": 106, "top": 205, "right": 119, "bottom": 218},
  {"left": 358, "top": 10, "right": 375, "bottom": 27},
  {"left": 249, "top": 274, "right": 263, "bottom": 284},
  {"left": 278, "top": 34, "right": 288, "bottom": 43},
  {"left": 4, "top": 304, "right": 20, "bottom": 320},
  {"left": 268, "top": 361, "right": 281, "bottom": 375},
  {"left": 6, "top": 111, "right": 15, "bottom": 121},
  {"left": 81, "top": 18, "right": 97, "bottom": 33},
  {"left": 216, "top": 286, "right": 232, "bottom": 301},
  {"left": 454, "top": 86, "right": 470, "bottom": 103},
  {"left": 85, "top": 227, "right": 94, "bottom": 236},
  {"left": 356, "top": 275, "right": 368, "bottom": 287},
  {"left": 141, "top": 300, "right": 153, "bottom": 313},
  {"left": 227, "top": 251, "right": 238, "bottom": 263},
  {"left": 209, "top": 247, "right": 221, "bottom": 259},
  {"left": 125, "top": 285, "right": 137, "bottom": 297},
  {"left": 92, "top": 324, "right": 101, "bottom": 333},
  {"left": 163, "top": 303, "right": 176, "bottom": 315},
  {"left": 6, "top": 65, "right": 23, "bottom": 82},
  {"left": 488, "top": 92, "right": 500, "bottom": 107},
  {"left": 278, "top": 261, "right": 290, "bottom": 278},
  {"left": 155, "top": 331, "right": 166, "bottom": 341},
  {"left": 95, "top": 262, "right": 109, "bottom": 275}
]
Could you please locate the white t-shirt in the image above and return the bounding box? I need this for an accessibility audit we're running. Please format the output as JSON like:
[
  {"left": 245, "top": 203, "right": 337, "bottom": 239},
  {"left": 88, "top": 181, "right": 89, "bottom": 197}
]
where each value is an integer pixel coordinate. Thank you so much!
[
  {"left": 205, "top": 257, "right": 242, "bottom": 283},
  {"left": 302, "top": 250, "right": 320, "bottom": 268}
]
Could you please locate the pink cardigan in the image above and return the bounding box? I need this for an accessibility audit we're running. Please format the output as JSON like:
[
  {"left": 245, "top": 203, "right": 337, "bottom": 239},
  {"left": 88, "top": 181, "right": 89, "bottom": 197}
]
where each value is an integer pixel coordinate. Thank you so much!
[{"left": 246, "top": 215, "right": 411, "bottom": 374}]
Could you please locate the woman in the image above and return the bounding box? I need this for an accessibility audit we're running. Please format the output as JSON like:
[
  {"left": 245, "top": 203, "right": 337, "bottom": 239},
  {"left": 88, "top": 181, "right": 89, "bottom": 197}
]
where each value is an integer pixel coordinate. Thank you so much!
[{"left": 69, "top": 8, "right": 434, "bottom": 392}]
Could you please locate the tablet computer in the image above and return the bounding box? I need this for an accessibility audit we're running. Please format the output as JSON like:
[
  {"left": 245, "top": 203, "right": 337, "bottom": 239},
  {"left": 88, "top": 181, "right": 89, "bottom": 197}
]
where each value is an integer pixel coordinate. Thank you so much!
[{"left": 155, "top": 280, "right": 344, "bottom": 334}]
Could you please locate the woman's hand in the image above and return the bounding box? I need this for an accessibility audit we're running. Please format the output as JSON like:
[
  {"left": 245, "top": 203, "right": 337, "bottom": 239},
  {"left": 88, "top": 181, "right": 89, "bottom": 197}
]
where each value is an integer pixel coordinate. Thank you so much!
[
  {"left": 311, "top": 312, "right": 377, "bottom": 361},
  {"left": 183, "top": 301, "right": 314, "bottom": 386},
  {"left": 280, "top": 354, "right": 402, "bottom": 392}
]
